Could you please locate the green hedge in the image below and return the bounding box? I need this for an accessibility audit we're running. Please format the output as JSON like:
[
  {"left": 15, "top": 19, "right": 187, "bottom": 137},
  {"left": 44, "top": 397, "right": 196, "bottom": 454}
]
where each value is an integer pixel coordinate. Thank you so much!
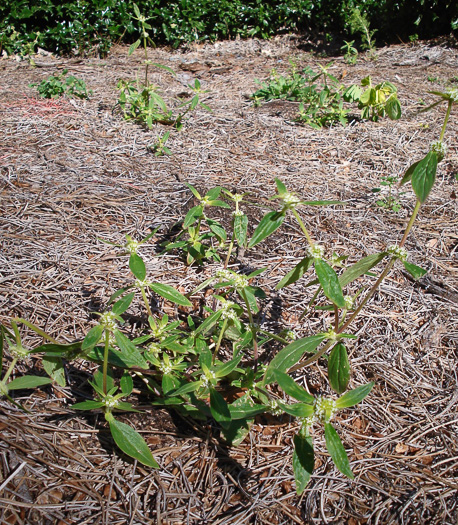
[{"left": 0, "top": 0, "right": 457, "bottom": 57}]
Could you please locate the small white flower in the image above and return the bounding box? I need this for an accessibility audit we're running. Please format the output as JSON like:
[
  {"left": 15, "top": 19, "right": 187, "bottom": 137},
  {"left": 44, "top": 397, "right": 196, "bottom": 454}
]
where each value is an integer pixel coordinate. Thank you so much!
[
  {"left": 99, "top": 311, "right": 118, "bottom": 332},
  {"left": 233, "top": 194, "right": 243, "bottom": 203},
  {"left": 282, "top": 192, "right": 302, "bottom": 208},
  {"left": 134, "top": 278, "right": 150, "bottom": 289},
  {"left": 232, "top": 209, "right": 245, "bottom": 217},
  {"left": 285, "top": 330, "right": 297, "bottom": 342},
  {"left": 344, "top": 295, "right": 354, "bottom": 310},
  {"left": 104, "top": 395, "right": 120, "bottom": 409},
  {"left": 269, "top": 399, "right": 283, "bottom": 416},
  {"left": 387, "top": 244, "right": 408, "bottom": 262},
  {"left": 446, "top": 87, "right": 458, "bottom": 103},
  {"left": 430, "top": 140, "right": 447, "bottom": 162},
  {"left": 314, "top": 396, "right": 338, "bottom": 422},
  {"left": 126, "top": 240, "right": 139, "bottom": 254},
  {"left": 325, "top": 328, "right": 338, "bottom": 341},
  {"left": 307, "top": 244, "right": 325, "bottom": 259},
  {"left": 159, "top": 361, "right": 173, "bottom": 375}
]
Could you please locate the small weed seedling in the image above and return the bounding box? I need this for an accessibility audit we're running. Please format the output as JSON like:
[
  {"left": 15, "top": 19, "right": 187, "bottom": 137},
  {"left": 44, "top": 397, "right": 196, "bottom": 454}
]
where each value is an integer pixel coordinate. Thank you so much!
[
  {"left": 344, "top": 76, "right": 401, "bottom": 122},
  {"left": 372, "top": 175, "right": 405, "bottom": 212},
  {"left": 348, "top": 7, "right": 377, "bottom": 59},
  {"left": 341, "top": 40, "right": 358, "bottom": 65},
  {"left": 148, "top": 131, "right": 172, "bottom": 156},
  {"left": 1, "top": 87, "right": 455, "bottom": 493},
  {"left": 31, "top": 69, "right": 92, "bottom": 99},
  {"left": 117, "top": 4, "right": 211, "bottom": 132}
]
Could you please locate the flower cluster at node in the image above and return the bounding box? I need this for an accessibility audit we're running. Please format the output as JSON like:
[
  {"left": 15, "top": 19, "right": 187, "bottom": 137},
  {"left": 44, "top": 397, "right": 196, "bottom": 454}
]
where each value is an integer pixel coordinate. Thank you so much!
[
  {"left": 282, "top": 192, "right": 302, "bottom": 209},
  {"left": 134, "top": 278, "right": 151, "bottom": 289},
  {"left": 307, "top": 244, "right": 325, "bottom": 259},
  {"left": 233, "top": 194, "right": 243, "bottom": 203},
  {"left": 103, "top": 394, "right": 120, "bottom": 410},
  {"left": 268, "top": 399, "right": 283, "bottom": 416},
  {"left": 285, "top": 330, "right": 297, "bottom": 342},
  {"left": 215, "top": 269, "right": 249, "bottom": 290},
  {"left": 232, "top": 209, "right": 245, "bottom": 217},
  {"left": 446, "top": 87, "right": 458, "bottom": 103},
  {"left": 430, "top": 140, "right": 447, "bottom": 162},
  {"left": 220, "top": 300, "right": 238, "bottom": 321},
  {"left": 200, "top": 369, "right": 216, "bottom": 388},
  {"left": 387, "top": 244, "right": 408, "bottom": 262},
  {"left": 325, "top": 328, "right": 338, "bottom": 341},
  {"left": 344, "top": 295, "right": 354, "bottom": 310},
  {"left": 125, "top": 239, "right": 139, "bottom": 254},
  {"left": 8, "top": 343, "right": 29, "bottom": 360},
  {"left": 99, "top": 311, "right": 118, "bottom": 332},
  {"left": 159, "top": 360, "right": 173, "bottom": 375},
  {"left": 314, "top": 396, "right": 338, "bottom": 423},
  {"left": 300, "top": 415, "right": 316, "bottom": 431},
  {"left": 146, "top": 342, "right": 161, "bottom": 358}
]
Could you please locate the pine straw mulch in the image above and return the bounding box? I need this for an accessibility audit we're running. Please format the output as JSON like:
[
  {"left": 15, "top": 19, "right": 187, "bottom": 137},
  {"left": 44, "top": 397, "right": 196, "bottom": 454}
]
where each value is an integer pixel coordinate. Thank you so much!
[{"left": 0, "top": 36, "right": 457, "bottom": 524}]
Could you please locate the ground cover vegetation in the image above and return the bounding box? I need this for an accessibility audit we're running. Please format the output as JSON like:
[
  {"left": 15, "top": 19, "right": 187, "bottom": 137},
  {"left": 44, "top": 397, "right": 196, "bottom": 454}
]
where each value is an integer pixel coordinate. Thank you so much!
[
  {"left": 1, "top": 55, "right": 456, "bottom": 491},
  {"left": 0, "top": 2, "right": 457, "bottom": 521},
  {"left": 1, "top": 0, "right": 457, "bottom": 58}
]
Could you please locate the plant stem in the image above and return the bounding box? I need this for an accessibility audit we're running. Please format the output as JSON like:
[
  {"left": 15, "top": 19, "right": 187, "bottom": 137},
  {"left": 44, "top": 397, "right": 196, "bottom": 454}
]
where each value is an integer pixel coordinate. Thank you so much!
[
  {"left": 224, "top": 230, "right": 236, "bottom": 270},
  {"left": 291, "top": 208, "right": 314, "bottom": 246},
  {"left": 399, "top": 199, "right": 421, "bottom": 248},
  {"left": 102, "top": 329, "right": 110, "bottom": 395},
  {"left": 240, "top": 289, "right": 258, "bottom": 370},
  {"left": 439, "top": 100, "right": 453, "bottom": 142},
  {"left": 140, "top": 285, "right": 153, "bottom": 317},
  {"left": 212, "top": 319, "right": 228, "bottom": 362},
  {"left": 1, "top": 357, "right": 18, "bottom": 385}
]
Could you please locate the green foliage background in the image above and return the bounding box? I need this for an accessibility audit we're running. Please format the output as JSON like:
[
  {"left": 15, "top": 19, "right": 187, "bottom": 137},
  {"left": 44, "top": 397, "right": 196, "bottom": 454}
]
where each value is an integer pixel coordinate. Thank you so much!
[{"left": 0, "top": 0, "right": 457, "bottom": 56}]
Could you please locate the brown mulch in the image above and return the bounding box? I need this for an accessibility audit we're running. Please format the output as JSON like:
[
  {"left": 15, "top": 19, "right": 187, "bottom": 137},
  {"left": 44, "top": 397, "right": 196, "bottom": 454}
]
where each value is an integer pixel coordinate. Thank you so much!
[{"left": 0, "top": 36, "right": 457, "bottom": 524}]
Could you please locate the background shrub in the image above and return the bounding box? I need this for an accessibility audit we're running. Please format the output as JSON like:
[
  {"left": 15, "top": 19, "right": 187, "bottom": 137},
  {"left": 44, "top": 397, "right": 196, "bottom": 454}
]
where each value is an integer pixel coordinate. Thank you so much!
[{"left": 0, "top": 0, "right": 456, "bottom": 57}]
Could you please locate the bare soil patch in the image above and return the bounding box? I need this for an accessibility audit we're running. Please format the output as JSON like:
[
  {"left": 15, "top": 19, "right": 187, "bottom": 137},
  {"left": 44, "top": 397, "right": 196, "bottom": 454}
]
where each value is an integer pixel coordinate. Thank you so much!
[{"left": 0, "top": 37, "right": 457, "bottom": 524}]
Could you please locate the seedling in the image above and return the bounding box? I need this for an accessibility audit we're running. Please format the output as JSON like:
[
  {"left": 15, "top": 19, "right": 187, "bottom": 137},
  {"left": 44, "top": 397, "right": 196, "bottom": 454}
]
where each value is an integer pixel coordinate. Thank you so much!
[
  {"left": 348, "top": 8, "right": 377, "bottom": 59},
  {"left": 31, "top": 69, "right": 92, "bottom": 99},
  {"left": 341, "top": 40, "right": 358, "bottom": 65},
  {"left": 344, "top": 76, "right": 401, "bottom": 121},
  {"left": 372, "top": 175, "right": 405, "bottom": 212}
]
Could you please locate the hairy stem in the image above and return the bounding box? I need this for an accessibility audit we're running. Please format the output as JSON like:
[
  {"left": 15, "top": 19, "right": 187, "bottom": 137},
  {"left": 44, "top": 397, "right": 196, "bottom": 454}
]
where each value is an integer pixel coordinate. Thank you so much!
[{"left": 102, "top": 329, "right": 110, "bottom": 395}]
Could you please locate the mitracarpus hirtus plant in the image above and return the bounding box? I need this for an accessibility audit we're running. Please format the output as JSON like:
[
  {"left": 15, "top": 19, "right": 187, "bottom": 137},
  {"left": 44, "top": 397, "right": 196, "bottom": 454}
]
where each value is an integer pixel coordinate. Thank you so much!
[{"left": 1, "top": 87, "right": 455, "bottom": 492}]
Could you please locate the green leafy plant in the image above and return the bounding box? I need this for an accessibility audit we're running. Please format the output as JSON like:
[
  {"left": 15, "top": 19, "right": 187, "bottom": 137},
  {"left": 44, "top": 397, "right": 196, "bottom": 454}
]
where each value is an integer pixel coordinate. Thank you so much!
[
  {"left": 1, "top": 88, "right": 454, "bottom": 491},
  {"left": 348, "top": 7, "right": 377, "bottom": 59},
  {"left": 252, "top": 61, "right": 349, "bottom": 128},
  {"left": 31, "top": 69, "right": 92, "bottom": 99},
  {"left": 148, "top": 131, "right": 172, "bottom": 156},
  {"left": 341, "top": 40, "right": 358, "bottom": 65},
  {"left": 116, "top": 4, "right": 211, "bottom": 132},
  {"left": 344, "top": 76, "right": 401, "bottom": 122},
  {"left": 372, "top": 175, "right": 405, "bottom": 212}
]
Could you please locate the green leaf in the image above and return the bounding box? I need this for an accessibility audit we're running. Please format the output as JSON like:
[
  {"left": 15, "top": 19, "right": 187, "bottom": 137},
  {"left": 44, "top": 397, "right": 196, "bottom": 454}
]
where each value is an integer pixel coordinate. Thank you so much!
[
  {"left": 403, "top": 261, "right": 427, "bottom": 280},
  {"left": 129, "top": 253, "right": 146, "bottom": 281},
  {"left": 184, "top": 182, "right": 202, "bottom": 200},
  {"left": 386, "top": 96, "right": 401, "bottom": 120},
  {"left": 128, "top": 39, "right": 141, "bottom": 56},
  {"left": 82, "top": 324, "right": 104, "bottom": 351},
  {"left": 214, "top": 354, "right": 242, "bottom": 378},
  {"left": 234, "top": 213, "right": 248, "bottom": 246},
  {"left": 8, "top": 376, "right": 52, "bottom": 391},
  {"left": 42, "top": 356, "right": 66, "bottom": 387},
  {"left": 209, "top": 387, "right": 231, "bottom": 428},
  {"left": 171, "top": 381, "right": 202, "bottom": 397},
  {"left": 183, "top": 205, "right": 203, "bottom": 228},
  {"left": 107, "top": 416, "right": 159, "bottom": 468},
  {"left": 263, "top": 335, "right": 325, "bottom": 384},
  {"left": 36, "top": 341, "right": 82, "bottom": 356},
  {"left": 112, "top": 292, "right": 135, "bottom": 315},
  {"left": 149, "top": 283, "right": 192, "bottom": 307},
  {"left": 206, "top": 218, "right": 227, "bottom": 241},
  {"left": 293, "top": 434, "right": 314, "bottom": 494},
  {"left": 248, "top": 211, "right": 285, "bottom": 248},
  {"left": 324, "top": 423, "right": 354, "bottom": 479},
  {"left": 411, "top": 151, "right": 438, "bottom": 203},
  {"left": 336, "top": 382, "right": 374, "bottom": 409},
  {"left": 276, "top": 257, "right": 313, "bottom": 289},
  {"left": 194, "top": 310, "right": 222, "bottom": 335},
  {"left": 275, "top": 178, "right": 287, "bottom": 195},
  {"left": 339, "top": 252, "right": 387, "bottom": 287},
  {"left": 400, "top": 159, "right": 421, "bottom": 186},
  {"left": 314, "top": 259, "right": 345, "bottom": 308},
  {"left": 328, "top": 343, "right": 350, "bottom": 394},
  {"left": 272, "top": 370, "right": 314, "bottom": 403},
  {"left": 278, "top": 401, "right": 314, "bottom": 418},
  {"left": 72, "top": 400, "right": 105, "bottom": 410},
  {"left": 114, "top": 330, "right": 149, "bottom": 369},
  {"left": 120, "top": 372, "right": 133, "bottom": 395},
  {"left": 228, "top": 402, "right": 269, "bottom": 420}
]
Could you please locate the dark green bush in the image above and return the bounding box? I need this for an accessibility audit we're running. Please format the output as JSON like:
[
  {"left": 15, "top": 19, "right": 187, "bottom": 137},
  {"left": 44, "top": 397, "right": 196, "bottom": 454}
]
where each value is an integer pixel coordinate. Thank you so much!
[{"left": 0, "top": 0, "right": 456, "bottom": 57}]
